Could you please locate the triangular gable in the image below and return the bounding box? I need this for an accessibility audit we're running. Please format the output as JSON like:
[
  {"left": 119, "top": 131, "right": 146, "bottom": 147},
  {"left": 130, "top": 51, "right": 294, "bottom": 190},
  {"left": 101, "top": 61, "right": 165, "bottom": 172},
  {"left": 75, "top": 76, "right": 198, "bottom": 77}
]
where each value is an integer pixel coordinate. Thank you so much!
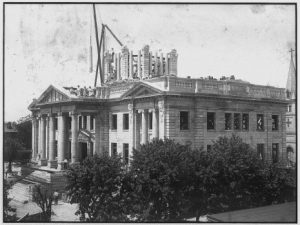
[
  {"left": 36, "top": 85, "right": 70, "bottom": 104},
  {"left": 121, "top": 82, "right": 162, "bottom": 99}
]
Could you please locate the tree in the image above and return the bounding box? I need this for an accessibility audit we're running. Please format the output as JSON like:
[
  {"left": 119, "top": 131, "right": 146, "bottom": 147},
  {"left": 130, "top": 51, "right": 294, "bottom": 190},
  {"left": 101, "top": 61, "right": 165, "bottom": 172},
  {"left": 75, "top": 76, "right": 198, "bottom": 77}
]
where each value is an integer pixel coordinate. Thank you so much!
[
  {"left": 32, "top": 184, "right": 53, "bottom": 221},
  {"left": 4, "top": 137, "right": 23, "bottom": 173},
  {"left": 203, "top": 135, "right": 296, "bottom": 214},
  {"left": 66, "top": 154, "right": 129, "bottom": 222},
  {"left": 130, "top": 138, "right": 205, "bottom": 222},
  {"left": 15, "top": 120, "right": 32, "bottom": 150},
  {"left": 3, "top": 180, "right": 17, "bottom": 222}
]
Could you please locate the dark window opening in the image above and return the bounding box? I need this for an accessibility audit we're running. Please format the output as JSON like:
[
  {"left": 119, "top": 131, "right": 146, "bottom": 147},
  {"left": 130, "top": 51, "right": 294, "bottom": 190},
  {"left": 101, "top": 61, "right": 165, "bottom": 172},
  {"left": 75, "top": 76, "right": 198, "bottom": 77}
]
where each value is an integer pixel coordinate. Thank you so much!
[
  {"left": 149, "top": 112, "right": 153, "bottom": 130},
  {"left": 111, "top": 143, "right": 117, "bottom": 157},
  {"left": 207, "top": 112, "right": 215, "bottom": 130},
  {"left": 234, "top": 113, "right": 241, "bottom": 130},
  {"left": 272, "top": 143, "right": 279, "bottom": 163},
  {"left": 242, "top": 114, "right": 249, "bottom": 130},
  {"left": 257, "top": 114, "right": 264, "bottom": 131},
  {"left": 225, "top": 113, "right": 232, "bottom": 130},
  {"left": 288, "top": 105, "right": 292, "bottom": 112},
  {"left": 112, "top": 114, "right": 117, "bottom": 130},
  {"left": 180, "top": 111, "right": 189, "bottom": 130},
  {"left": 257, "top": 144, "right": 265, "bottom": 161},
  {"left": 123, "top": 143, "right": 129, "bottom": 164},
  {"left": 123, "top": 114, "right": 129, "bottom": 130},
  {"left": 90, "top": 115, "right": 94, "bottom": 130},
  {"left": 272, "top": 115, "right": 279, "bottom": 131}
]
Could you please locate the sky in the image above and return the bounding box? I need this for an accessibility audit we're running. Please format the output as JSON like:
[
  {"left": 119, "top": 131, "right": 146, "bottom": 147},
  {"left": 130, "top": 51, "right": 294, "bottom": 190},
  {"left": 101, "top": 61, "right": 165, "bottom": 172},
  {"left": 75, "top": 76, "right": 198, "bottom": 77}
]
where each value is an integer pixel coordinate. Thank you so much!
[{"left": 4, "top": 4, "right": 295, "bottom": 121}]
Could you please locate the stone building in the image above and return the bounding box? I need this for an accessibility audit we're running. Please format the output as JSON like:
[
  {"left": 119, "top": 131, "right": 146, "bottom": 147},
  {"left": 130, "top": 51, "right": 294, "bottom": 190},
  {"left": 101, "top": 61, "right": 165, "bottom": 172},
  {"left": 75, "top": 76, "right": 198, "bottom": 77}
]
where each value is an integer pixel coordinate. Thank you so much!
[
  {"left": 28, "top": 45, "right": 288, "bottom": 170},
  {"left": 285, "top": 50, "right": 296, "bottom": 165}
]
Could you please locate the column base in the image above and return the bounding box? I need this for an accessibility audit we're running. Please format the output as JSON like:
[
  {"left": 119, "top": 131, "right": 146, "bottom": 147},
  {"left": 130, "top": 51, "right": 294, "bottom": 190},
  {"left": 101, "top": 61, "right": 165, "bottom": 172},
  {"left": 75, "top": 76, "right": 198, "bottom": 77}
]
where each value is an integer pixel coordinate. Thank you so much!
[
  {"left": 48, "top": 160, "right": 58, "bottom": 169},
  {"left": 57, "top": 162, "right": 69, "bottom": 171},
  {"left": 38, "top": 159, "right": 48, "bottom": 166}
]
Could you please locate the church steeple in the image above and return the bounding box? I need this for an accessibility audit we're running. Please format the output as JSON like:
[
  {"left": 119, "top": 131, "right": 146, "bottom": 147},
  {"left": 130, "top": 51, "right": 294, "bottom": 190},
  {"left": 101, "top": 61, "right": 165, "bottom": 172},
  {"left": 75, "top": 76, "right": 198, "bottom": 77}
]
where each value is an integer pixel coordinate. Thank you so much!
[{"left": 286, "top": 48, "right": 296, "bottom": 99}]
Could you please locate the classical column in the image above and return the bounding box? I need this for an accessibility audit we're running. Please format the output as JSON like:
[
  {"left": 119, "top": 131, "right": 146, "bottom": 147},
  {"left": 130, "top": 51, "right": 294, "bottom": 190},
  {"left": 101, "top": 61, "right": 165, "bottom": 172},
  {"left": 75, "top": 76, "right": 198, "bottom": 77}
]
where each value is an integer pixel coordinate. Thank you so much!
[
  {"left": 140, "top": 109, "right": 149, "bottom": 144},
  {"left": 70, "top": 112, "right": 79, "bottom": 163},
  {"left": 94, "top": 113, "right": 103, "bottom": 155},
  {"left": 128, "top": 103, "right": 135, "bottom": 151},
  {"left": 48, "top": 114, "right": 57, "bottom": 168},
  {"left": 39, "top": 115, "right": 47, "bottom": 166},
  {"left": 135, "top": 110, "right": 141, "bottom": 149},
  {"left": 57, "top": 112, "right": 67, "bottom": 170},
  {"left": 151, "top": 109, "right": 159, "bottom": 139},
  {"left": 45, "top": 117, "right": 49, "bottom": 160},
  {"left": 31, "top": 116, "right": 38, "bottom": 161},
  {"left": 158, "top": 100, "right": 165, "bottom": 139}
]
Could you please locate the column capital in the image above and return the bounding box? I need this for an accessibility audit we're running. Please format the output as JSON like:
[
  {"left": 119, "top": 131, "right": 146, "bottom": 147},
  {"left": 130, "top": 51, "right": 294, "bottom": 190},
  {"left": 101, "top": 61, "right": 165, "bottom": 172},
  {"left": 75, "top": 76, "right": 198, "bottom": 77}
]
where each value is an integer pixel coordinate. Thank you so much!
[
  {"left": 128, "top": 103, "right": 134, "bottom": 111},
  {"left": 137, "top": 109, "right": 148, "bottom": 114},
  {"left": 69, "top": 111, "right": 78, "bottom": 117},
  {"left": 148, "top": 108, "right": 157, "bottom": 113}
]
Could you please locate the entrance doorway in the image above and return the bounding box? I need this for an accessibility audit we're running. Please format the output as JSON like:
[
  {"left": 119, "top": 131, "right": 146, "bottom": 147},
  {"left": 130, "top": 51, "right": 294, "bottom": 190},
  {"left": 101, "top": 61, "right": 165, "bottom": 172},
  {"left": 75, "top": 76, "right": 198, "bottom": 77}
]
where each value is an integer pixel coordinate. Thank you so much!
[{"left": 80, "top": 142, "right": 88, "bottom": 162}]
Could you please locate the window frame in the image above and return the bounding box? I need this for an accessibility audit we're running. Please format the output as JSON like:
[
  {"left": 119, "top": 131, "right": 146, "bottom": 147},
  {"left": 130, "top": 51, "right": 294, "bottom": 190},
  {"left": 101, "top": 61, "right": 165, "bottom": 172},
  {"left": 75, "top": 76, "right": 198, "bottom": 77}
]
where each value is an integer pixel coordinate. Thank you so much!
[
  {"left": 111, "top": 143, "right": 117, "bottom": 157},
  {"left": 180, "top": 111, "right": 189, "bottom": 130},
  {"left": 272, "top": 115, "right": 279, "bottom": 131},
  {"left": 234, "top": 113, "right": 241, "bottom": 130},
  {"left": 272, "top": 143, "right": 279, "bottom": 163},
  {"left": 207, "top": 112, "right": 216, "bottom": 130},
  {"left": 242, "top": 113, "right": 249, "bottom": 131},
  {"left": 256, "top": 114, "right": 264, "bottom": 131},
  {"left": 111, "top": 114, "right": 118, "bottom": 130},
  {"left": 225, "top": 113, "right": 232, "bottom": 130},
  {"left": 123, "top": 113, "right": 129, "bottom": 130},
  {"left": 257, "top": 144, "right": 265, "bottom": 161}
]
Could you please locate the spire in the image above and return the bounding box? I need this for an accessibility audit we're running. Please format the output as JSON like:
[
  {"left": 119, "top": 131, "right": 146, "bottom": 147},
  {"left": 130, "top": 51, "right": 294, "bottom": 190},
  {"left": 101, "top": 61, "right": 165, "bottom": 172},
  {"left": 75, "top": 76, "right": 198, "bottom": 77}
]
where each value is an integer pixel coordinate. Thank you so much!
[{"left": 286, "top": 48, "right": 296, "bottom": 99}]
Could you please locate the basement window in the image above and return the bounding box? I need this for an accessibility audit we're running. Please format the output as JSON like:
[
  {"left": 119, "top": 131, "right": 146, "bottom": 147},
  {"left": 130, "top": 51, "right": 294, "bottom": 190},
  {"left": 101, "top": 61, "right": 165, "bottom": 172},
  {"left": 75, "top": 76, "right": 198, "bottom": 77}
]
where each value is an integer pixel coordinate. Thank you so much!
[{"left": 180, "top": 111, "right": 189, "bottom": 130}]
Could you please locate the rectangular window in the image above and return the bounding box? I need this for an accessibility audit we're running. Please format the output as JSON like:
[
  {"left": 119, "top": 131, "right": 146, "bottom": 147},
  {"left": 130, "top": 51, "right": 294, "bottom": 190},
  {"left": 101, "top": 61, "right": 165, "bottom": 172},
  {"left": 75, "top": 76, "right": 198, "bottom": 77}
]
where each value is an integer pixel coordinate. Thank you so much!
[
  {"left": 272, "top": 115, "right": 279, "bottom": 131},
  {"left": 123, "top": 114, "right": 129, "bottom": 130},
  {"left": 90, "top": 115, "right": 94, "bottom": 130},
  {"left": 234, "top": 113, "right": 241, "bottom": 130},
  {"left": 111, "top": 143, "right": 117, "bottom": 157},
  {"left": 225, "top": 113, "right": 232, "bottom": 130},
  {"left": 149, "top": 112, "right": 153, "bottom": 130},
  {"left": 288, "top": 105, "right": 292, "bottom": 112},
  {"left": 242, "top": 114, "right": 249, "bottom": 130},
  {"left": 180, "top": 111, "right": 189, "bottom": 130},
  {"left": 257, "top": 114, "right": 264, "bottom": 131},
  {"left": 123, "top": 143, "right": 129, "bottom": 164},
  {"left": 272, "top": 143, "right": 279, "bottom": 163},
  {"left": 257, "top": 144, "right": 265, "bottom": 161},
  {"left": 112, "top": 114, "right": 117, "bottom": 130},
  {"left": 207, "top": 112, "right": 215, "bottom": 130}
]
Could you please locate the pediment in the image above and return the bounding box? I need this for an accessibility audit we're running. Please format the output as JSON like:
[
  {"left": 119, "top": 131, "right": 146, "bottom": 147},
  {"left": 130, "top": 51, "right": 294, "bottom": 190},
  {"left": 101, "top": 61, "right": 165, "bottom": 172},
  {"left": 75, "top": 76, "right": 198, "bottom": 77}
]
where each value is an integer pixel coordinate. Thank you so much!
[
  {"left": 37, "top": 85, "right": 70, "bottom": 104},
  {"left": 121, "top": 83, "right": 162, "bottom": 99}
]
